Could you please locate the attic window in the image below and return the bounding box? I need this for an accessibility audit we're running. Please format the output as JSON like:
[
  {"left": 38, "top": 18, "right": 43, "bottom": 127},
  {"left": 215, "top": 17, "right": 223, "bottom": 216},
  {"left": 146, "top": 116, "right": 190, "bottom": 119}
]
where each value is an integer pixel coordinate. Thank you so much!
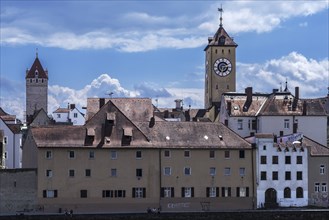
[
  {"left": 107, "top": 112, "right": 116, "bottom": 122},
  {"left": 219, "top": 135, "right": 223, "bottom": 141},
  {"left": 87, "top": 128, "right": 95, "bottom": 136},
  {"left": 105, "top": 137, "right": 111, "bottom": 144},
  {"left": 234, "top": 106, "right": 239, "bottom": 110},
  {"left": 35, "top": 70, "right": 38, "bottom": 77},
  {"left": 123, "top": 128, "right": 132, "bottom": 137}
]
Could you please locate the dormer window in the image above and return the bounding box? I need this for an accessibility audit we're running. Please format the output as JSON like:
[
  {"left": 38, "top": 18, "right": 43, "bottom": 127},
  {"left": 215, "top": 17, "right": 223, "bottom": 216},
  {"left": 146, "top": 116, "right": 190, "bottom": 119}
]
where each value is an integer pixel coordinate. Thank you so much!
[
  {"left": 35, "top": 70, "right": 39, "bottom": 78},
  {"left": 219, "top": 36, "right": 226, "bottom": 45}
]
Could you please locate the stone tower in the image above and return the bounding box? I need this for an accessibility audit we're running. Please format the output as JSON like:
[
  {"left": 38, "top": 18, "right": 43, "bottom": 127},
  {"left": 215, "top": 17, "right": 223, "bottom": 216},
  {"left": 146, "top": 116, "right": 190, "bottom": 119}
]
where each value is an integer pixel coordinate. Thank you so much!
[
  {"left": 25, "top": 52, "right": 48, "bottom": 124},
  {"left": 204, "top": 7, "right": 238, "bottom": 109}
]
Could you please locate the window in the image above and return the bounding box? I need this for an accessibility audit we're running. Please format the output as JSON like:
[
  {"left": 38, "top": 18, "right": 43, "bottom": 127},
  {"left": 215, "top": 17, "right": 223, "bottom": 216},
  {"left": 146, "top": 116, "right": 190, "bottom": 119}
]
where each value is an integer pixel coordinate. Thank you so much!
[
  {"left": 210, "top": 167, "right": 216, "bottom": 176},
  {"left": 164, "top": 167, "right": 171, "bottom": 176},
  {"left": 89, "top": 151, "right": 95, "bottom": 159},
  {"left": 184, "top": 167, "right": 191, "bottom": 175},
  {"left": 111, "top": 168, "right": 117, "bottom": 177},
  {"left": 136, "top": 169, "right": 143, "bottom": 178},
  {"left": 111, "top": 151, "right": 117, "bottom": 159},
  {"left": 320, "top": 165, "right": 325, "bottom": 175},
  {"left": 224, "top": 167, "right": 231, "bottom": 176},
  {"left": 224, "top": 150, "right": 230, "bottom": 159},
  {"left": 80, "top": 190, "right": 88, "bottom": 198},
  {"left": 284, "top": 119, "right": 290, "bottom": 129},
  {"left": 206, "top": 187, "right": 219, "bottom": 198},
  {"left": 236, "top": 187, "right": 249, "bottom": 197},
  {"left": 184, "top": 150, "right": 190, "bottom": 158},
  {"left": 74, "top": 113, "right": 78, "bottom": 118},
  {"left": 46, "top": 169, "right": 52, "bottom": 178},
  {"left": 161, "top": 187, "right": 174, "bottom": 198},
  {"left": 69, "top": 169, "right": 75, "bottom": 177},
  {"left": 102, "top": 190, "right": 126, "bottom": 198},
  {"left": 4, "top": 152, "right": 7, "bottom": 159},
  {"left": 57, "top": 114, "right": 61, "bottom": 118},
  {"left": 285, "top": 156, "right": 291, "bottom": 164},
  {"left": 181, "top": 187, "right": 194, "bottom": 198},
  {"left": 132, "top": 187, "right": 146, "bottom": 198},
  {"left": 284, "top": 187, "right": 291, "bottom": 198},
  {"left": 261, "top": 156, "right": 267, "bottom": 164},
  {"left": 45, "top": 151, "right": 52, "bottom": 159},
  {"left": 239, "top": 168, "right": 245, "bottom": 176},
  {"left": 285, "top": 171, "right": 291, "bottom": 180},
  {"left": 322, "top": 183, "right": 327, "bottom": 192},
  {"left": 315, "top": 183, "right": 320, "bottom": 192},
  {"left": 43, "top": 190, "right": 58, "bottom": 198},
  {"left": 209, "top": 150, "right": 215, "bottom": 158},
  {"left": 85, "top": 169, "right": 91, "bottom": 177},
  {"left": 68, "top": 150, "right": 75, "bottom": 159},
  {"left": 164, "top": 150, "right": 170, "bottom": 157},
  {"left": 261, "top": 171, "right": 267, "bottom": 180},
  {"left": 272, "top": 156, "right": 278, "bottom": 164},
  {"left": 221, "top": 187, "right": 231, "bottom": 197},
  {"left": 239, "top": 150, "right": 245, "bottom": 159},
  {"left": 272, "top": 171, "right": 278, "bottom": 180},
  {"left": 296, "top": 187, "right": 303, "bottom": 198},
  {"left": 296, "top": 171, "right": 302, "bottom": 180},
  {"left": 263, "top": 145, "right": 266, "bottom": 150},
  {"left": 136, "top": 150, "right": 142, "bottom": 159},
  {"left": 237, "top": 119, "right": 243, "bottom": 130},
  {"left": 296, "top": 156, "right": 302, "bottom": 164}
]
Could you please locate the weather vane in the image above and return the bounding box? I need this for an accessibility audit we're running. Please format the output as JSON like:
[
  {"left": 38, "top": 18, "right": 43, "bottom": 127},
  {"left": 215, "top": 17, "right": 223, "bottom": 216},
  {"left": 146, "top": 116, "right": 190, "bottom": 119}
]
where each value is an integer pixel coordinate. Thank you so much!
[{"left": 218, "top": 5, "right": 223, "bottom": 27}]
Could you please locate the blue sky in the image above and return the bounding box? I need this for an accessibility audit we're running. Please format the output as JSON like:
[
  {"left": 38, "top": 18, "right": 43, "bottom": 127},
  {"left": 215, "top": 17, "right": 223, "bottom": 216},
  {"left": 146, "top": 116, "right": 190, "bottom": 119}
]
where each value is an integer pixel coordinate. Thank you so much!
[{"left": 0, "top": 0, "right": 328, "bottom": 120}]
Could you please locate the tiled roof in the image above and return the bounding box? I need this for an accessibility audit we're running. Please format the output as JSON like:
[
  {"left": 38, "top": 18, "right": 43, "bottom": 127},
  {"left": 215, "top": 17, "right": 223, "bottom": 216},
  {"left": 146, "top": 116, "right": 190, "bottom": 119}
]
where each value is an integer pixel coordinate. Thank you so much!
[
  {"left": 206, "top": 26, "right": 237, "bottom": 48},
  {"left": 304, "top": 136, "right": 329, "bottom": 156},
  {"left": 53, "top": 108, "right": 70, "bottom": 113},
  {"left": 25, "top": 57, "right": 48, "bottom": 79},
  {"left": 31, "top": 126, "right": 86, "bottom": 148},
  {"left": 136, "top": 121, "right": 251, "bottom": 149},
  {"left": 7, "top": 124, "right": 22, "bottom": 134}
]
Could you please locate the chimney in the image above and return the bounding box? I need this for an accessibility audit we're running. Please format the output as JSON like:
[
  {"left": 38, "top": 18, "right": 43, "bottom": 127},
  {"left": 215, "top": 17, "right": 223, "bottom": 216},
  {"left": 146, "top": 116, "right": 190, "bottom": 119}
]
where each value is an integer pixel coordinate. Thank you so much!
[
  {"left": 174, "top": 99, "right": 183, "bottom": 111},
  {"left": 292, "top": 87, "right": 299, "bottom": 111},
  {"left": 243, "top": 87, "right": 253, "bottom": 112},
  {"left": 99, "top": 98, "right": 105, "bottom": 109},
  {"left": 70, "top": 104, "right": 76, "bottom": 110},
  {"left": 227, "top": 101, "right": 232, "bottom": 116},
  {"left": 302, "top": 101, "right": 307, "bottom": 115},
  {"left": 273, "top": 89, "right": 279, "bottom": 93}
]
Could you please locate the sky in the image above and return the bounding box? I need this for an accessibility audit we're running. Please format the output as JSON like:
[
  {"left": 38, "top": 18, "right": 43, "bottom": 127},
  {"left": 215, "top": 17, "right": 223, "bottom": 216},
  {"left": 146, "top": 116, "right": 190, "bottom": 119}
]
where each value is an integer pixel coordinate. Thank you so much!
[{"left": 0, "top": 0, "right": 328, "bottom": 121}]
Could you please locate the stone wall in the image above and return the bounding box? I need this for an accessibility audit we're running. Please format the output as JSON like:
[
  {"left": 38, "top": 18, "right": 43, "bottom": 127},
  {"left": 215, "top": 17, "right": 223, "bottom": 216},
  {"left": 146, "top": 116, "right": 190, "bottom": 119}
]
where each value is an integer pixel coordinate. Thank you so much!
[{"left": 0, "top": 169, "right": 37, "bottom": 214}]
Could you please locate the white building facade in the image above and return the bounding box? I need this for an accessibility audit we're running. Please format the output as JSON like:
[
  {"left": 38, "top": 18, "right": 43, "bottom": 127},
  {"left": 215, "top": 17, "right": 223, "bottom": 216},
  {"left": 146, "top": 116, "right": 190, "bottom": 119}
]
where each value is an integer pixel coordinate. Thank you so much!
[
  {"left": 52, "top": 104, "right": 85, "bottom": 125},
  {"left": 255, "top": 133, "right": 308, "bottom": 208}
]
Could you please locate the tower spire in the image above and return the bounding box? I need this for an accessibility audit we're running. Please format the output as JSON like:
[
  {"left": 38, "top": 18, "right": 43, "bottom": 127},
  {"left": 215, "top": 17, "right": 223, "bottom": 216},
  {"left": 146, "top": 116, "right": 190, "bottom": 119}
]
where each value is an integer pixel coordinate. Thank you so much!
[
  {"left": 36, "top": 48, "right": 38, "bottom": 58},
  {"left": 218, "top": 5, "right": 223, "bottom": 27}
]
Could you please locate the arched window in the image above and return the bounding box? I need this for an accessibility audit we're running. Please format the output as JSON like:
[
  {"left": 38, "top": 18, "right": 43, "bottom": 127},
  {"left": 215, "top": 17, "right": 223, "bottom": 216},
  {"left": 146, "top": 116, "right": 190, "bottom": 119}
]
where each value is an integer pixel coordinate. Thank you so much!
[
  {"left": 284, "top": 187, "right": 291, "bottom": 198},
  {"left": 296, "top": 187, "right": 303, "bottom": 198}
]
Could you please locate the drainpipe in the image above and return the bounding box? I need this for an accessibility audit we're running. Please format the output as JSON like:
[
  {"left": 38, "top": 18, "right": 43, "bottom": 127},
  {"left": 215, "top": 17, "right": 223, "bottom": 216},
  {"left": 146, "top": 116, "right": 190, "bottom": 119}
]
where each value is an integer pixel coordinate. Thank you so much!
[
  {"left": 13, "top": 134, "right": 15, "bottom": 168},
  {"left": 251, "top": 143, "right": 256, "bottom": 209},
  {"left": 159, "top": 148, "right": 162, "bottom": 211}
]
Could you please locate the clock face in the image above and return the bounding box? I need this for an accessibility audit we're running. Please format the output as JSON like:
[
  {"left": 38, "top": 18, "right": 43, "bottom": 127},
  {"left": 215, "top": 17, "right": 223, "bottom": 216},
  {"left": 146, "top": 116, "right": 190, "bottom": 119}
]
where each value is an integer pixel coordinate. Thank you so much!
[{"left": 214, "top": 58, "right": 232, "bottom": 77}]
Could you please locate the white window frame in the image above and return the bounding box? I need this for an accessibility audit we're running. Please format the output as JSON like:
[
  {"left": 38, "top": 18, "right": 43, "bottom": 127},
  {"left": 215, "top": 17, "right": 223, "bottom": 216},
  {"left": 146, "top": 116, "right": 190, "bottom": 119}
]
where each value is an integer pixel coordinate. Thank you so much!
[
  {"left": 3, "top": 136, "right": 8, "bottom": 144},
  {"left": 184, "top": 187, "right": 192, "bottom": 198},
  {"left": 164, "top": 167, "right": 171, "bottom": 176},
  {"left": 111, "top": 168, "right": 117, "bottom": 177},
  {"left": 45, "top": 150, "right": 52, "bottom": 159},
  {"left": 284, "top": 119, "right": 290, "bottom": 129},
  {"left": 239, "top": 187, "right": 247, "bottom": 197},
  {"left": 46, "top": 169, "right": 52, "bottom": 178},
  {"left": 237, "top": 119, "right": 243, "bottom": 130},
  {"left": 184, "top": 167, "right": 191, "bottom": 176},
  {"left": 46, "top": 190, "right": 56, "bottom": 198},
  {"left": 135, "top": 187, "right": 144, "bottom": 198},
  {"left": 164, "top": 187, "right": 172, "bottom": 198},
  {"left": 184, "top": 150, "right": 190, "bottom": 158},
  {"left": 315, "top": 183, "right": 320, "bottom": 192},
  {"left": 224, "top": 167, "right": 231, "bottom": 176},
  {"left": 111, "top": 151, "right": 117, "bottom": 159},
  {"left": 209, "top": 187, "right": 216, "bottom": 198},
  {"left": 321, "top": 183, "right": 327, "bottom": 192},
  {"left": 239, "top": 167, "right": 246, "bottom": 176},
  {"left": 74, "top": 113, "right": 78, "bottom": 118},
  {"left": 210, "top": 167, "right": 216, "bottom": 176},
  {"left": 320, "top": 165, "right": 325, "bottom": 175},
  {"left": 68, "top": 150, "right": 75, "bottom": 159}
]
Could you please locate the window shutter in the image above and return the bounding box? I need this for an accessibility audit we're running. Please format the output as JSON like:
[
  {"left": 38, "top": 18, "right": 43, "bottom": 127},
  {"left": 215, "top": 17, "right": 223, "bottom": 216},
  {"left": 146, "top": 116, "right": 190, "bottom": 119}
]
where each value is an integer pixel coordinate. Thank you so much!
[
  {"left": 246, "top": 187, "right": 249, "bottom": 197},
  {"left": 236, "top": 187, "right": 240, "bottom": 197},
  {"left": 143, "top": 188, "right": 146, "bottom": 198},
  {"left": 181, "top": 187, "right": 185, "bottom": 197},
  {"left": 160, "top": 188, "right": 164, "bottom": 198},
  {"left": 216, "top": 187, "right": 220, "bottom": 197},
  {"left": 43, "top": 190, "right": 46, "bottom": 198},
  {"left": 191, "top": 187, "right": 194, "bottom": 197},
  {"left": 54, "top": 190, "right": 58, "bottom": 198},
  {"left": 132, "top": 188, "right": 136, "bottom": 198},
  {"left": 221, "top": 187, "right": 225, "bottom": 197},
  {"left": 206, "top": 187, "right": 210, "bottom": 197},
  {"left": 228, "top": 187, "right": 231, "bottom": 197},
  {"left": 171, "top": 187, "right": 175, "bottom": 197}
]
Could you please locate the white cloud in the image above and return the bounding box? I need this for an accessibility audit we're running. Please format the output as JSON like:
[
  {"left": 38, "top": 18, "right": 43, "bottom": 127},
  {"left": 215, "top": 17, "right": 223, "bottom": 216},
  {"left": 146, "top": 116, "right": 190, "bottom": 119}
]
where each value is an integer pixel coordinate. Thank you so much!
[
  {"left": 1, "top": 1, "right": 327, "bottom": 51},
  {"left": 237, "top": 52, "right": 329, "bottom": 97}
]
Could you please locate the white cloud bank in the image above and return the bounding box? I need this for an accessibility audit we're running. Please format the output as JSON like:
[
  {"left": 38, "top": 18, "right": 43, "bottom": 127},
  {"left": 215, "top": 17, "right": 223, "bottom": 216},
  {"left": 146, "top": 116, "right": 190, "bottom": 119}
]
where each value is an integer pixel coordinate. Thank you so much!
[
  {"left": 1, "top": 52, "right": 327, "bottom": 121},
  {"left": 1, "top": 1, "right": 327, "bottom": 52}
]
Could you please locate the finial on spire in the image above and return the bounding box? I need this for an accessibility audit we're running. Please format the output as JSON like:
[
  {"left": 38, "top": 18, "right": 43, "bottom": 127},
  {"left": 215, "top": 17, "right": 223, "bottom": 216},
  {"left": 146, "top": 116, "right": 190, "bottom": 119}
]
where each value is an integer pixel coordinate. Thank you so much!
[
  {"left": 284, "top": 78, "right": 289, "bottom": 92},
  {"left": 36, "top": 48, "right": 38, "bottom": 58},
  {"left": 218, "top": 5, "right": 224, "bottom": 27}
]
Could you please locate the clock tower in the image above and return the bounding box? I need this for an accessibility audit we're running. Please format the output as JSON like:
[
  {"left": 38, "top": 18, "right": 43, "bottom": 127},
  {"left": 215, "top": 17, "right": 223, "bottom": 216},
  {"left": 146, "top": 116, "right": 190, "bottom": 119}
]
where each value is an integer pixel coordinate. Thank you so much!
[{"left": 204, "top": 7, "right": 238, "bottom": 109}]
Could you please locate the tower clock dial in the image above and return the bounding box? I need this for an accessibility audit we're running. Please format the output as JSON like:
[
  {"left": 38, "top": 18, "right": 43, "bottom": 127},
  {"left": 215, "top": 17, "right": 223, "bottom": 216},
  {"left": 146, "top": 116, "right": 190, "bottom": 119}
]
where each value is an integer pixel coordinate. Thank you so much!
[{"left": 214, "top": 58, "right": 232, "bottom": 77}]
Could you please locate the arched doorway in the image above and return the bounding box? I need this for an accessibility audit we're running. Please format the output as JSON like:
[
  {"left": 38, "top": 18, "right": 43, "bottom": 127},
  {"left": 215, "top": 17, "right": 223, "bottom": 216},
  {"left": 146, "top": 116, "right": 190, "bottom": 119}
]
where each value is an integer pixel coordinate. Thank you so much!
[{"left": 265, "top": 188, "right": 278, "bottom": 208}]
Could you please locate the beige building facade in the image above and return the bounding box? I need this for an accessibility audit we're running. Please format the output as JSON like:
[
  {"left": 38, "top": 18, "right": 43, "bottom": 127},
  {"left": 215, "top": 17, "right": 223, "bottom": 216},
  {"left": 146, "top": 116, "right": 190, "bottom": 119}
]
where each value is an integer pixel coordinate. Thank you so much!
[{"left": 24, "top": 98, "right": 255, "bottom": 213}]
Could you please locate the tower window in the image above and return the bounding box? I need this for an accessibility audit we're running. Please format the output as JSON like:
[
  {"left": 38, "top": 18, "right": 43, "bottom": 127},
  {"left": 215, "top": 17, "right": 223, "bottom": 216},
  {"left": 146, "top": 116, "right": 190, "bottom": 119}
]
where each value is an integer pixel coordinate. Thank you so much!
[
  {"left": 227, "top": 85, "right": 229, "bottom": 89},
  {"left": 229, "top": 49, "right": 231, "bottom": 54},
  {"left": 35, "top": 70, "right": 38, "bottom": 77},
  {"left": 215, "top": 49, "right": 217, "bottom": 54},
  {"left": 222, "top": 49, "right": 224, "bottom": 54}
]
